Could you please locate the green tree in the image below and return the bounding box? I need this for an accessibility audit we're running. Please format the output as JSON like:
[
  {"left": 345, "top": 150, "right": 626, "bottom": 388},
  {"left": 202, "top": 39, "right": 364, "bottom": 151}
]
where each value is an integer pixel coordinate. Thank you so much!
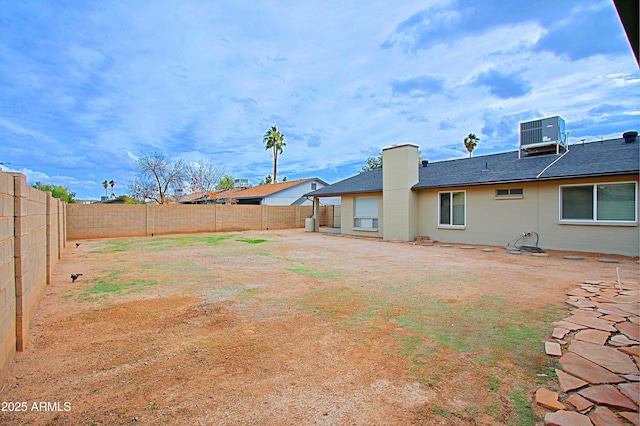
[
  {"left": 258, "top": 174, "right": 273, "bottom": 186},
  {"left": 130, "top": 152, "right": 188, "bottom": 204},
  {"left": 115, "top": 195, "right": 138, "bottom": 204},
  {"left": 464, "top": 133, "right": 480, "bottom": 158},
  {"left": 263, "top": 125, "right": 285, "bottom": 183},
  {"left": 360, "top": 154, "right": 382, "bottom": 172},
  {"left": 32, "top": 182, "right": 76, "bottom": 203},
  {"left": 216, "top": 175, "right": 235, "bottom": 190},
  {"left": 109, "top": 180, "right": 115, "bottom": 197},
  {"left": 102, "top": 180, "right": 108, "bottom": 197}
]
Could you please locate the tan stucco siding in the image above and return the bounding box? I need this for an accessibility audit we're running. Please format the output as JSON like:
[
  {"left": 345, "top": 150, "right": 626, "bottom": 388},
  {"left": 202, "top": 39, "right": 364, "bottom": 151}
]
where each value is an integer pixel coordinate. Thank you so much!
[
  {"left": 416, "top": 175, "right": 639, "bottom": 256},
  {"left": 340, "top": 193, "right": 383, "bottom": 238},
  {"left": 417, "top": 183, "right": 540, "bottom": 246},
  {"left": 536, "top": 176, "right": 638, "bottom": 256}
]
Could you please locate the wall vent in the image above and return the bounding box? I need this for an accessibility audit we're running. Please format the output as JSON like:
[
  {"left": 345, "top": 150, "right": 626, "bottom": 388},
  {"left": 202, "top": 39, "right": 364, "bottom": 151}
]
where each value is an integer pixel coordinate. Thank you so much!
[{"left": 519, "top": 116, "right": 567, "bottom": 158}]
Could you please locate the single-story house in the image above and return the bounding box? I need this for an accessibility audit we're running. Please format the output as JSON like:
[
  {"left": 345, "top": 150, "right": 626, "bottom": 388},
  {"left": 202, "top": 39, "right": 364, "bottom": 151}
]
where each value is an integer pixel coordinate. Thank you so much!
[
  {"left": 307, "top": 126, "right": 639, "bottom": 256},
  {"left": 230, "top": 178, "right": 337, "bottom": 205},
  {"left": 181, "top": 178, "right": 339, "bottom": 206}
]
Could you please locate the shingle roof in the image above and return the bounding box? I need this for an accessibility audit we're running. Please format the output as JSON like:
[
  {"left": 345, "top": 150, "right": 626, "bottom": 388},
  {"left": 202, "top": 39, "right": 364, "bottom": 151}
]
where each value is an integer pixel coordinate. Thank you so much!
[
  {"left": 414, "top": 137, "right": 638, "bottom": 189},
  {"left": 308, "top": 137, "right": 639, "bottom": 196},
  {"left": 305, "top": 169, "right": 383, "bottom": 197}
]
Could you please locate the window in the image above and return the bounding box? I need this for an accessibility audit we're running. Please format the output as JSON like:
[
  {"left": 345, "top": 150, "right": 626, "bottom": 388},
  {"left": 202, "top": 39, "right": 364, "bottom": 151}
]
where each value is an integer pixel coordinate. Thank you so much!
[
  {"left": 354, "top": 196, "right": 378, "bottom": 229},
  {"left": 560, "top": 182, "right": 637, "bottom": 223},
  {"left": 496, "top": 188, "right": 523, "bottom": 198},
  {"left": 439, "top": 191, "right": 465, "bottom": 227},
  {"left": 311, "top": 183, "right": 317, "bottom": 190}
]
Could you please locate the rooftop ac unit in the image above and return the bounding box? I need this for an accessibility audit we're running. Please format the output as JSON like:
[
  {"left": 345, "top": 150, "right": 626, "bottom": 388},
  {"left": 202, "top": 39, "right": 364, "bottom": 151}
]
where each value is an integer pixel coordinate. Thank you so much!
[
  {"left": 519, "top": 116, "right": 567, "bottom": 158},
  {"left": 234, "top": 178, "right": 250, "bottom": 188}
]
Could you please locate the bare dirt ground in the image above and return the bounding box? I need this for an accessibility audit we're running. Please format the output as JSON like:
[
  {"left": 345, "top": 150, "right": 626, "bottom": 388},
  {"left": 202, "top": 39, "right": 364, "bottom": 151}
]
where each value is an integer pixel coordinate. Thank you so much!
[{"left": 1, "top": 229, "right": 638, "bottom": 425}]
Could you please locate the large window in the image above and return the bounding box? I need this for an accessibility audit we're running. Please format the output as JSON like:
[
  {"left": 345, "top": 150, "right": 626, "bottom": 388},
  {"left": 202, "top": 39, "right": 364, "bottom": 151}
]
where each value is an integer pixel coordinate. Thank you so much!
[
  {"left": 439, "top": 191, "right": 465, "bottom": 227},
  {"left": 560, "top": 182, "right": 637, "bottom": 223},
  {"left": 354, "top": 196, "right": 378, "bottom": 229}
]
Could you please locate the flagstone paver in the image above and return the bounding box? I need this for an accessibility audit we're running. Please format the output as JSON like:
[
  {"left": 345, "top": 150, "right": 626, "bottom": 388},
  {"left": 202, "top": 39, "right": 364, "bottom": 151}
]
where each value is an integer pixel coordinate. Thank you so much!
[
  {"left": 540, "top": 278, "right": 639, "bottom": 424},
  {"left": 566, "top": 300, "right": 597, "bottom": 309},
  {"left": 574, "top": 329, "right": 610, "bottom": 345},
  {"left": 589, "top": 406, "right": 626, "bottom": 426},
  {"left": 616, "top": 321, "right": 640, "bottom": 341},
  {"left": 563, "top": 315, "right": 617, "bottom": 332},
  {"left": 536, "top": 388, "right": 567, "bottom": 411},
  {"left": 618, "top": 382, "right": 640, "bottom": 402},
  {"left": 601, "top": 314, "right": 627, "bottom": 323},
  {"left": 546, "top": 342, "right": 563, "bottom": 357},
  {"left": 609, "top": 335, "right": 640, "bottom": 346},
  {"left": 559, "top": 353, "right": 625, "bottom": 384},
  {"left": 618, "top": 345, "right": 640, "bottom": 357},
  {"left": 565, "top": 393, "right": 593, "bottom": 411},
  {"left": 569, "top": 340, "right": 639, "bottom": 375},
  {"left": 553, "top": 327, "right": 571, "bottom": 339},
  {"left": 544, "top": 410, "right": 593, "bottom": 426},
  {"left": 570, "top": 309, "right": 602, "bottom": 317},
  {"left": 578, "top": 385, "right": 638, "bottom": 410},
  {"left": 556, "top": 370, "right": 589, "bottom": 393},
  {"left": 620, "top": 411, "right": 640, "bottom": 426},
  {"left": 553, "top": 321, "right": 588, "bottom": 331}
]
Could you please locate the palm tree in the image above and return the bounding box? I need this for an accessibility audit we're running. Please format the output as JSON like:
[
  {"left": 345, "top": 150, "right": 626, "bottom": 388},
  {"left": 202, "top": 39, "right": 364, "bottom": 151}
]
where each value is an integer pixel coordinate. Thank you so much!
[
  {"left": 263, "top": 125, "right": 285, "bottom": 183},
  {"left": 464, "top": 133, "right": 480, "bottom": 158},
  {"left": 102, "top": 180, "right": 108, "bottom": 197},
  {"left": 109, "top": 180, "right": 115, "bottom": 197}
]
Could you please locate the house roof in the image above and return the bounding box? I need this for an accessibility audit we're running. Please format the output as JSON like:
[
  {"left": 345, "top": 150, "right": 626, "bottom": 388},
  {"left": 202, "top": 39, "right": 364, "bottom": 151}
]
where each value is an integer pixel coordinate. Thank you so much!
[
  {"left": 305, "top": 169, "right": 383, "bottom": 197},
  {"left": 178, "top": 188, "right": 245, "bottom": 203},
  {"left": 232, "top": 178, "right": 326, "bottom": 199},
  {"left": 414, "top": 137, "right": 638, "bottom": 189},
  {"left": 308, "top": 136, "right": 639, "bottom": 196}
]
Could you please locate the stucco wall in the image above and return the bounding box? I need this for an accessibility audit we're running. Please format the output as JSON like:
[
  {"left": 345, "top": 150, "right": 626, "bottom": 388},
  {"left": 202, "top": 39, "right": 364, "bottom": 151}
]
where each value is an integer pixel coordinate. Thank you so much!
[
  {"left": 67, "top": 204, "right": 329, "bottom": 239},
  {"left": 340, "top": 193, "right": 383, "bottom": 238},
  {"left": 416, "top": 175, "right": 639, "bottom": 256},
  {"left": 382, "top": 144, "right": 419, "bottom": 241},
  {"left": 1, "top": 172, "right": 67, "bottom": 384}
]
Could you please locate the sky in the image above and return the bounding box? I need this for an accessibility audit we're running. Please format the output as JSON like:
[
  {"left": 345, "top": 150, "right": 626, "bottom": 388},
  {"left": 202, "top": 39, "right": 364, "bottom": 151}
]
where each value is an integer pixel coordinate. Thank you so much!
[{"left": 1, "top": 0, "right": 638, "bottom": 200}]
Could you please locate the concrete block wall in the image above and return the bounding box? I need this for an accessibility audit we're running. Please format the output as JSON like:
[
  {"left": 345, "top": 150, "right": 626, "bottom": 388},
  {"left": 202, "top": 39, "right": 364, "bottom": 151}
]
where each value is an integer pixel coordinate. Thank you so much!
[
  {"left": 0, "top": 171, "right": 67, "bottom": 384},
  {"left": 150, "top": 204, "right": 217, "bottom": 235},
  {"left": 66, "top": 204, "right": 147, "bottom": 238},
  {"left": 13, "top": 174, "right": 48, "bottom": 352},
  {"left": 67, "top": 204, "right": 332, "bottom": 239},
  {"left": 0, "top": 172, "right": 16, "bottom": 385}
]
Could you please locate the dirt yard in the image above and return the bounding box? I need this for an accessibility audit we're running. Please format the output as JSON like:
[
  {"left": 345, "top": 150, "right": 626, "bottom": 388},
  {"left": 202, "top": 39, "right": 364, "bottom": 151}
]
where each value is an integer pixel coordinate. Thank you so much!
[{"left": 1, "top": 230, "right": 637, "bottom": 425}]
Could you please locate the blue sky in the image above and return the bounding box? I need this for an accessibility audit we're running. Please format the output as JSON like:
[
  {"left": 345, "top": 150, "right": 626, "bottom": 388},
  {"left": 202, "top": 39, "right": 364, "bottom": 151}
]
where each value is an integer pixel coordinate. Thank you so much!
[{"left": 1, "top": 0, "right": 638, "bottom": 200}]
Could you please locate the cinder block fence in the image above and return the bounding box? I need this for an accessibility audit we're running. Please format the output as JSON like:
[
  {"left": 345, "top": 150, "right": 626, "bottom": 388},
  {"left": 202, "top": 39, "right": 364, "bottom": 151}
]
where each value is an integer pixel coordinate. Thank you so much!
[
  {"left": 1, "top": 172, "right": 66, "bottom": 384},
  {"left": 66, "top": 203, "right": 333, "bottom": 239},
  {"left": 0, "top": 169, "right": 334, "bottom": 383}
]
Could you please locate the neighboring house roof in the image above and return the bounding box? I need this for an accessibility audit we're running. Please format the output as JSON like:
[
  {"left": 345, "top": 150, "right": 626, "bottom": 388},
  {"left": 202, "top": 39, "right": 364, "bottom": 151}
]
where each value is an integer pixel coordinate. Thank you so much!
[
  {"left": 305, "top": 170, "right": 383, "bottom": 197},
  {"left": 179, "top": 188, "right": 244, "bottom": 203},
  {"left": 308, "top": 137, "right": 639, "bottom": 196},
  {"left": 232, "top": 178, "right": 327, "bottom": 200}
]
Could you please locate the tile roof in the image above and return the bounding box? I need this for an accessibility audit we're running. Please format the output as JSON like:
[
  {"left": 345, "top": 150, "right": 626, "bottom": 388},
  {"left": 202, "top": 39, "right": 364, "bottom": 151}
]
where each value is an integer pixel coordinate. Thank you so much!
[{"left": 307, "top": 137, "right": 638, "bottom": 196}]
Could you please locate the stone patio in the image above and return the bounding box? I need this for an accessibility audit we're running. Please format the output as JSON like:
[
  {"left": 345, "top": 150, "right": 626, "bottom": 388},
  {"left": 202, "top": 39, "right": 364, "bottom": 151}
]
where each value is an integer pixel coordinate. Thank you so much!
[{"left": 536, "top": 278, "right": 640, "bottom": 425}]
